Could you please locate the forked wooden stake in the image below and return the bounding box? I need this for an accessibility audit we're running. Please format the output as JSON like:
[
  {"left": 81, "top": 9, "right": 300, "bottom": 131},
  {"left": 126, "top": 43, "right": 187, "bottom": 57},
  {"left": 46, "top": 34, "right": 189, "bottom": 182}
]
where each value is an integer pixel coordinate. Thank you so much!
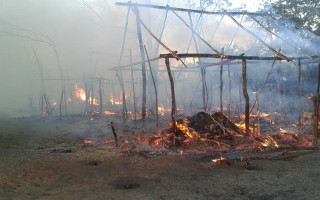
[{"left": 110, "top": 121, "right": 119, "bottom": 147}]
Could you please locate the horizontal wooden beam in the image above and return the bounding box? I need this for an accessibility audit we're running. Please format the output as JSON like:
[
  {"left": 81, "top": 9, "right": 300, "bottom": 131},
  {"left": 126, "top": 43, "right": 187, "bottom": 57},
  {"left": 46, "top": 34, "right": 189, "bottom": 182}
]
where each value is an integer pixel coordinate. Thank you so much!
[
  {"left": 160, "top": 53, "right": 320, "bottom": 61},
  {"left": 115, "top": 2, "right": 267, "bottom": 16}
]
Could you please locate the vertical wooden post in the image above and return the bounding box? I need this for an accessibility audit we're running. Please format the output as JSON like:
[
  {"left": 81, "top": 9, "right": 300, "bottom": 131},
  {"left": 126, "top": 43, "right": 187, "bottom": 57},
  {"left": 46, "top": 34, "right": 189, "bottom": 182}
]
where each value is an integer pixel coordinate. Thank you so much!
[
  {"left": 312, "top": 63, "right": 320, "bottom": 146},
  {"left": 165, "top": 57, "right": 177, "bottom": 144},
  {"left": 84, "top": 76, "right": 89, "bottom": 115},
  {"left": 298, "top": 59, "right": 302, "bottom": 134},
  {"left": 130, "top": 50, "right": 137, "bottom": 122},
  {"left": 144, "top": 45, "right": 158, "bottom": 127},
  {"left": 242, "top": 59, "right": 250, "bottom": 135},
  {"left": 220, "top": 48, "right": 224, "bottom": 113},
  {"left": 98, "top": 77, "right": 103, "bottom": 115},
  {"left": 228, "top": 64, "right": 232, "bottom": 116},
  {"left": 133, "top": 5, "right": 147, "bottom": 122}
]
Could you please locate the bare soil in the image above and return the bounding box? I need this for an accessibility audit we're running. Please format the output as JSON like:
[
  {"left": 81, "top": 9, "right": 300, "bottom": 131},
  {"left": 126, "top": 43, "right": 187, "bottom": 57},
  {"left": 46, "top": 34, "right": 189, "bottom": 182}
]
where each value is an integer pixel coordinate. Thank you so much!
[{"left": 0, "top": 116, "right": 319, "bottom": 200}]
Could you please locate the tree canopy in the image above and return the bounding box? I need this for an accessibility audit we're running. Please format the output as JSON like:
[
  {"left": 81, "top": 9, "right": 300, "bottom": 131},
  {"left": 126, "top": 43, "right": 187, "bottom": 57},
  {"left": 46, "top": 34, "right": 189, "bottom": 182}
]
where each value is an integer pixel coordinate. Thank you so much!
[{"left": 268, "top": 0, "right": 319, "bottom": 36}]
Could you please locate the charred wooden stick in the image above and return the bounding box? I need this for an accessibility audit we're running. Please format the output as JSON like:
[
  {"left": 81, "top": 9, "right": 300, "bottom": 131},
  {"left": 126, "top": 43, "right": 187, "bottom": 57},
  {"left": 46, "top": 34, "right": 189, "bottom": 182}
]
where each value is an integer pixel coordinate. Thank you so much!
[
  {"left": 160, "top": 53, "right": 320, "bottom": 61},
  {"left": 144, "top": 45, "right": 158, "bottom": 127},
  {"left": 110, "top": 121, "right": 119, "bottom": 147},
  {"left": 165, "top": 57, "right": 177, "bottom": 144},
  {"left": 208, "top": 113, "right": 226, "bottom": 135},
  {"left": 242, "top": 59, "right": 250, "bottom": 135},
  {"left": 133, "top": 5, "right": 147, "bottom": 122}
]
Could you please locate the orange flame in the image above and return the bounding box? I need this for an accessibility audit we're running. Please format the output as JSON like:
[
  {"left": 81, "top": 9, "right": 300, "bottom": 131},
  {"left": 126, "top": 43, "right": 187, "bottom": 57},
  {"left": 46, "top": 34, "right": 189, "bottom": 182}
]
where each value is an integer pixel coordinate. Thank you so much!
[
  {"left": 260, "top": 135, "right": 279, "bottom": 148},
  {"left": 175, "top": 120, "right": 200, "bottom": 138},
  {"left": 104, "top": 110, "right": 117, "bottom": 115},
  {"left": 75, "top": 85, "right": 99, "bottom": 105}
]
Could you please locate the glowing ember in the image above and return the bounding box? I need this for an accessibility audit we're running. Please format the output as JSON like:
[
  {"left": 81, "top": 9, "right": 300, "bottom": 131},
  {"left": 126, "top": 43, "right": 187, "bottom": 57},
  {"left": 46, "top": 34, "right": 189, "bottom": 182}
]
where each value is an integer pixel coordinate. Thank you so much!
[
  {"left": 104, "top": 110, "right": 117, "bottom": 115},
  {"left": 83, "top": 139, "right": 94, "bottom": 144},
  {"left": 67, "top": 97, "right": 72, "bottom": 102},
  {"left": 280, "top": 128, "right": 287, "bottom": 133},
  {"left": 211, "top": 157, "right": 228, "bottom": 165}
]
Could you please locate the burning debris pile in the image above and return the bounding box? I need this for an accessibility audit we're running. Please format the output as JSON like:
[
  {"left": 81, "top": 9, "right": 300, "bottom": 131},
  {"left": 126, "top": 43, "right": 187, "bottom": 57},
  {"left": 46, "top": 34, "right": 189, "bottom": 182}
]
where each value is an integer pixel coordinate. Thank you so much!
[{"left": 135, "top": 112, "right": 311, "bottom": 154}]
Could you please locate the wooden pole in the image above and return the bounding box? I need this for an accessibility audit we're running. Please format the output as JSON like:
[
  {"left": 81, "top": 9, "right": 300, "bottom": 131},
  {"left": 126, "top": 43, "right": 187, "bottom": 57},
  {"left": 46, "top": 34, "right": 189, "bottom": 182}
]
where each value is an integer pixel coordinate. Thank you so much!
[
  {"left": 312, "top": 63, "right": 320, "bottom": 146},
  {"left": 228, "top": 64, "right": 232, "bottom": 115},
  {"left": 165, "top": 57, "right": 177, "bottom": 145},
  {"left": 110, "top": 121, "right": 119, "bottom": 147},
  {"left": 130, "top": 50, "right": 137, "bottom": 121},
  {"left": 220, "top": 48, "right": 224, "bottom": 113},
  {"left": 188, "top": 11, "right": 207, "bottom": 110},
  {"left": 133, "top": 5, "right": 147, "bottom": 123},
  {"left": 242, "top": 59, "right": 250, "bottom": 135},
  {"left": 298, "top": 59, "right": 302, "bottom": 134},
  {"left": 59, "top": 89, "right": 64, "bottom": 120},
  {"left": 98, "top": 77, "right": 103, "bottom": 115},
  {"left": 144, "top": 45, "right": 158, "bottom": 127}
]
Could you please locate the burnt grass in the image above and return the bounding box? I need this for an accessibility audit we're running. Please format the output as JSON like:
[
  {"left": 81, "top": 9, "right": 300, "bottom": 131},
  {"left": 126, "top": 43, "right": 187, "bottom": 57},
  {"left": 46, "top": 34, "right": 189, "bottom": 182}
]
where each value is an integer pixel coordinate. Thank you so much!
[{"left": 0, "top": 116, "right": 320, "bottom": 200}]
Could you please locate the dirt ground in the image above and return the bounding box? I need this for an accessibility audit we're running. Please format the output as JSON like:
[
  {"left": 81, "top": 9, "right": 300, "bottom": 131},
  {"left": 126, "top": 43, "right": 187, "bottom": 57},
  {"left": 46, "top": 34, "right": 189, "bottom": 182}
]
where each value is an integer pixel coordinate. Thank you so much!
[{"left": 0, "top": 116, "right": 319, "bottom": 200}]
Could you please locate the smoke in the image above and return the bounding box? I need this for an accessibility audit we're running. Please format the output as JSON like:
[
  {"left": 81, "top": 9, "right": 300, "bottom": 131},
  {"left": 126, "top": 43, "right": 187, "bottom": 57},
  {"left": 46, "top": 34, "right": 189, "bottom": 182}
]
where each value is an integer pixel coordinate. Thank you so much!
[{"left": 0, "top": 0, "right": 319, "bottom": 119}]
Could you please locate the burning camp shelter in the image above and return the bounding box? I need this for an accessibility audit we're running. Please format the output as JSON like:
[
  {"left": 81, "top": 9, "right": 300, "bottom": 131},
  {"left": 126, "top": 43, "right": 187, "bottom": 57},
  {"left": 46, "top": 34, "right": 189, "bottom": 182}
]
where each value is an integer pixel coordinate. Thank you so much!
[{"left": 1, "top": 1, "right": 320, "bottom": 199}]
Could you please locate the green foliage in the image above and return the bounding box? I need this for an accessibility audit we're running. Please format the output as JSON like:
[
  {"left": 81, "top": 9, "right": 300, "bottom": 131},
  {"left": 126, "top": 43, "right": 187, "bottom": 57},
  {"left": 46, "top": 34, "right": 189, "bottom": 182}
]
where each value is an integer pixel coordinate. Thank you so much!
[{"left": 272, "top": 0, "right": 320, "bottom": 35}]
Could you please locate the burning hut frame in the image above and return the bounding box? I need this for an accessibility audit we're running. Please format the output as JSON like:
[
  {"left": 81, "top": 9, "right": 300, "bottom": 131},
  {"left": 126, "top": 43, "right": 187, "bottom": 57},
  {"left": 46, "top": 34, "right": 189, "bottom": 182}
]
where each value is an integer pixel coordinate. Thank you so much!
[{"left": 114, "top": 2, "right": 320, "bottom": 146}]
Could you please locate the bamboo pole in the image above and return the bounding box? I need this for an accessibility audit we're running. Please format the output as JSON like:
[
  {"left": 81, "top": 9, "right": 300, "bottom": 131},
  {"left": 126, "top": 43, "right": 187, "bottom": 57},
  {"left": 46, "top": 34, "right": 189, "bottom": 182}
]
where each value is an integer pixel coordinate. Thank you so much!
[
  {"left": 165, "top": 57, "right": 177, "bottom": 145},
  {"left": 242, "top": 59, "right": 250, "bottom": 135},
  {"left": 144, "top": 45, "right": 158, "bottom": 127},
  {"left": 133, "top": 5, "right": 147, "bottom": 123}
]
